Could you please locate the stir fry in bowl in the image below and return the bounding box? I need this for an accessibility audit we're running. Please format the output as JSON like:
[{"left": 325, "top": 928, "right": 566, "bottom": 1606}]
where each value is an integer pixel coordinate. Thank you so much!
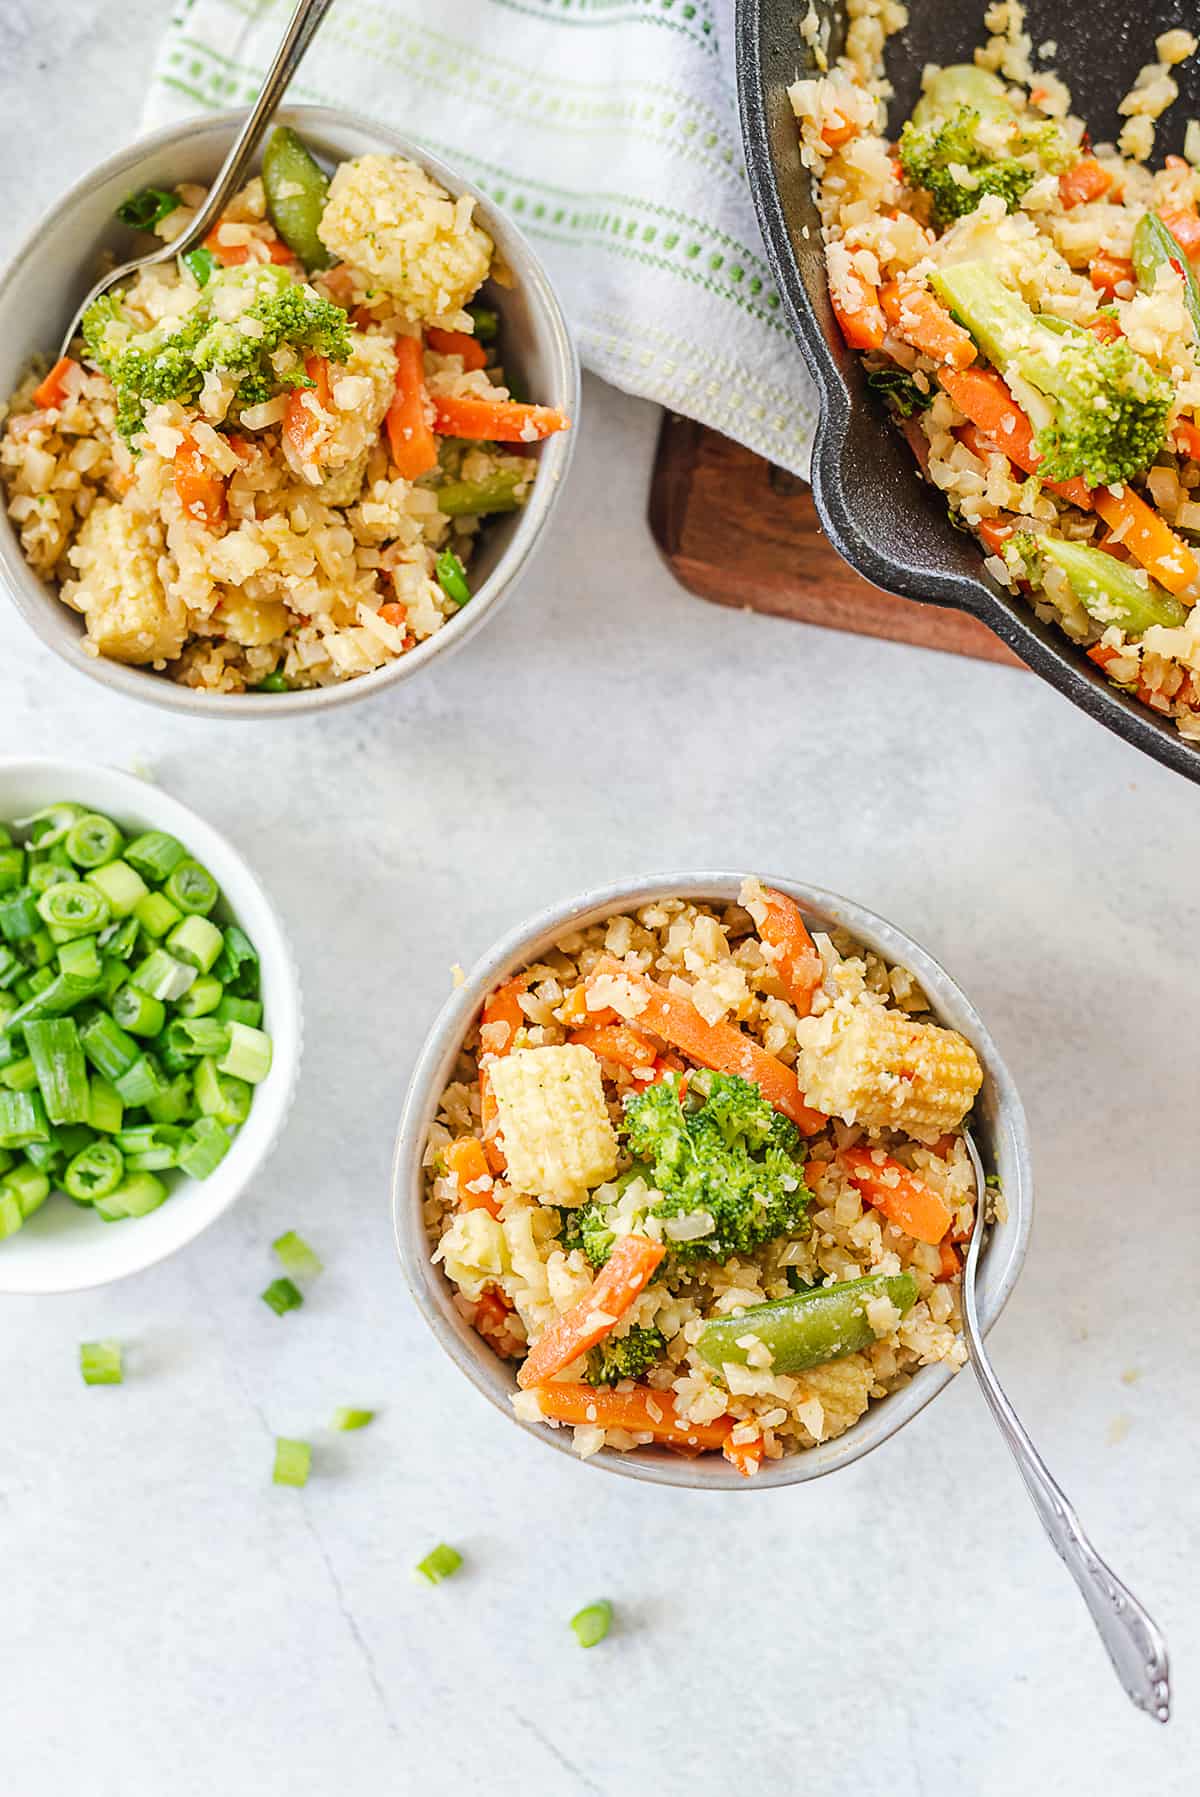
[
  {"left": 0, "top": 128, "right": 569, "bottom": 694},
  {"left": 792, "top": 0, "right": 1200, "bottom": 739},
  {"left": 424, "top": 880, "right": 987, "bottom": 1478}
]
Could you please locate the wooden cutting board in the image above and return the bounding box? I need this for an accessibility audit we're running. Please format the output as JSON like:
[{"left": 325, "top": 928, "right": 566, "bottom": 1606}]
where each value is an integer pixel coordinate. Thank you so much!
[{"left": 648, "top": 413, "right": 1023, "bottom": 667}]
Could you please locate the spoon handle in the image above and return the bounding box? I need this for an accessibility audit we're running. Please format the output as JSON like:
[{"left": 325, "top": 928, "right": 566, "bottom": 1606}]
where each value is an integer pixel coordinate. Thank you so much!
[{"left": 961, "top": 1134, "right": 1169, "bottom": 1723}]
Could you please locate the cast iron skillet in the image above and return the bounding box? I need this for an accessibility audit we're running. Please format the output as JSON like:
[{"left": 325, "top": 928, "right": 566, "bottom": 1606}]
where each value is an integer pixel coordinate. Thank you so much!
[{"left": 737, "top": 0, "right": 1200, "bottom": 785}]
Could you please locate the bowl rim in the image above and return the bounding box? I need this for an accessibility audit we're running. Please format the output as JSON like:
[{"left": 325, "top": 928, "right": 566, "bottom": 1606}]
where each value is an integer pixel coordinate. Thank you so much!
[
  {"left": 0, "top": 756, "right": 302, "bottom": 1293},
  {"left": 733, "top": 0, "right": 1200, "bottom": 789},
  {"left": 0, "top": 102, "right": 580, "bottom": 719},
  {"left": 391, "top": 870, "right": 1034, "bottom": 1490}
]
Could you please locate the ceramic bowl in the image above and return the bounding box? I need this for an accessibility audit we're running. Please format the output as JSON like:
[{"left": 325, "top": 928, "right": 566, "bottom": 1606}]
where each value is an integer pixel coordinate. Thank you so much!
[
  {"left": 0, "top": 105, "right": 578, "bottom": 716},
  {"left": 0, "top": 759, "right": 301, "bottom": 1293},
  {"left": 392, "top": 872, "right": 1032, "bottom": 1488}
]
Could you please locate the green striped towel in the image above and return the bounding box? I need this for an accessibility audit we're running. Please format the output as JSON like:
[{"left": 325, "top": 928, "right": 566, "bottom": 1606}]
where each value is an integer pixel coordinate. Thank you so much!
[{"left": 145, "top": 0, "right": 818, "bottom": 474}]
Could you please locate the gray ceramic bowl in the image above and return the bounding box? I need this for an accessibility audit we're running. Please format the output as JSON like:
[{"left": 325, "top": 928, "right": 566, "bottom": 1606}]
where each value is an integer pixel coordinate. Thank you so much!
[
  {"left": 0, "top": 105, "right": 579, "bottom": 717},
  {"left": 392, "top": 873, "right": 1033, "bottom": 1489}
]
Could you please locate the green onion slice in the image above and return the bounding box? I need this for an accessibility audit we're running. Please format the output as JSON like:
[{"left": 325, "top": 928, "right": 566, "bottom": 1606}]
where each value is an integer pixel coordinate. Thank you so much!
[
  {"left": 569, "top": 1600, "right": 613, "bottom": 1647},
  {"left": 36, "top": 882, "right": 110, "bottom": 936},
  {"left": 273, "top": 1230, "right": 323, "bottom": 1279},
  {"left": 435, "top": 548, "right": 472, "bottom": 608},
  {"left": 272, "top": 1437, "right": 311, "bottom": 1487},
  {"left": 165, "top": 859, "right": 219, "bottom": 916},
  {"left": 80, "top": 1339, "right": 123, "bottom": 1385},
  {"left": 332, "top": 1407, "right": 374, "bottom": 1431},
  {"left": 261, "top": 1276, "right": 303, "bottom": 1316},
  {"left": 416, "top": 1544, "right": 463, "bottom": 1584}
]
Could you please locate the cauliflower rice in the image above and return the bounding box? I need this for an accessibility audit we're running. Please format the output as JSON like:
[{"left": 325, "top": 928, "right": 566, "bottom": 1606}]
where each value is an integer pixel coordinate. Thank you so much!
[
  {"left": 424, "top": 880, "right": 989, "bottom": 1475},
  {"left": 793, "top": 0, "right": 1200, "bottom": 740},
  {"left": 0, "top": 147, "right": 564, "bottom": 692}
]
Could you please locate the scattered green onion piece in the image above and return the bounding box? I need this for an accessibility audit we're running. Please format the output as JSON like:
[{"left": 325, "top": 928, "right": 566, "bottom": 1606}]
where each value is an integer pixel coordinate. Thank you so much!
[
  {"left": 177, "top": 1115, "right": 230, "bottom": 1179},
  {"left": 87, "top": 1074, "right": 124, "bottom": 1135},
  {"left": 218, "top": 1020, "right": 272, "bottom": 1084},
  {"left": 24, "top": 928, "right": 56, "bottom": 968},
  {"left": 165, "top": 859, "right": 218, "bottom": 917},
  {"left": 416, "top": 1544, "right": 463, "bottom": 1585},
  {"left": 272, "top": 1437, "right": 311, "bottom": 1486},
  {"left": 262, "top": 1276, "right": 303, "bottom": 1316},
  {"left": 194, "top": 1057, "right": 251, "bottom": 1125},
  {"left": 124, "top": 830, "right": 186, "bottom": 883},
  {"left": 79, "top": 1011, "right": 140, "bottom": 1082},
  {"left": 182, "top": 245, "right": 218, "bottom": 287},
  {"left": 36, "top": 881, "right": 110, "bottom": 937},
  {"left": 177, "top": 974, "right": 223, "bottom": 1018},
  {"left": 23, "top": 1018, "right": 89, "bottom": 1124},
  {"left": 4, "top": 1161, "right": 50, "bottom": 1217},
  {"left": 167, "top": 914, "right": 223, "bottom": 973},
  {"left": 114, "top": 1053, "right": 167, "bottom": 1108},
  {"left": 93, "top": 1171, "right": 167, "bottom": 1221},
  {"left": 64, "top": 813, "right": 124, "bottom": 869},
  {"left": 253, "top": 670, "right": 291, "bottom": 693},
  {"left": 111, "top": 983, "right": 166, "bottom": 1039},
  {"left": 19, "top": 803, "right": 86, "bottom": 849},
  {"left": 165, "top": 1017, "right": 230, "bottom": 1061},
  {"left": 435, "top": 548, "right": 472, "bottom": 607},
  {"left": 86, "top": 859, "right": 148, "bottom": 917},
  {"left": 79, "top": 1339, "right": 124, "bottom": 1384},
  {"left": 64, "top": 1139, "right": 125, "bottom": 1201},
  {"left": 569, "top": 1600, "right": 613, "bottom": 1648},
  {"left": 332, "top": 1407, "right": 374, "bottom": 1431},
  {"left": 131, "top": 948, "right": 196, "bottom": 1003},
  {"left": 273, "top": 1230, "right": 322, "bottom": 1279},
  {"left": 133, "top": 890, "right": 181, "bottom": 939}
]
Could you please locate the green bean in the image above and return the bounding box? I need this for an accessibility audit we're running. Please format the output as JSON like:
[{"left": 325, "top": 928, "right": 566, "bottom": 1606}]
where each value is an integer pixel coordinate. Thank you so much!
[
  {"left": 1132, "top": 211, "right": 1200, "bottom": 343},
  {"left": 695, "top": 1272, "right": 919, "bottom": 1376},
  {"left": 435, "top": 549, "right": 471, "bottom": 608},
  {"left": 262, "top": 126, "right": 333, "bottom": 271},
  {"left": 436, "top": 469, "right": 527, "bottom": 517}
]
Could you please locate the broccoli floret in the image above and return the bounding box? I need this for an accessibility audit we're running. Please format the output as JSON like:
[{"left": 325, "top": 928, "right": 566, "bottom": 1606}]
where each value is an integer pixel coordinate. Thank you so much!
[
  {"left": 931, "top": 260, "right": 1170, "bottom": 486},
  {"left": 865, "top": 366, "right": 933, "bottom": 418},
  {"left": 1007, "top": 529, "right": 1186, "bottom": 632},
  {"left": 586, "top": 1327, "right": 666, "bottom": 1386},
  {"left": 621, "top": 1072, "right": 811, "bottom": 1263},
  {"left": 559, "top": 1197, "right": 618, "bottom": 1270},
  {"left": 899, "top": 99, "right": 1072, "bottom": 227}
]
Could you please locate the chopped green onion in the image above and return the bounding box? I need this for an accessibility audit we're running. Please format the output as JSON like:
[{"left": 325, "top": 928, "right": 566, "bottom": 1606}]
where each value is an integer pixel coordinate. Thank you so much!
[
  {"left": 145, "top": 1072, "right": 192, "bottom": 1126},
  {"left": 79, "top": 1011, "right": 140, "bottom": 1082},
  {"left": 215, "top": 994, "right": 262, "bottom": 1028},
  {"left": 23, "top": 1018, "right": 89, "bottom": 1124},
  {"left": 79, "top": 1339, "right": 123, "bottom": 1384},
  {"left": 4, "top": 1161, "right": 50, "bottom": 1217},
  {"left": 125, "top": 830, "right": 186, "bottom": 883},
  {"left": 20, "top": 803, "right": 86, "bottom": 848},
  {"left": 182, "top": 245, "right": 218, "bottom": 287},
  {"left": 133, "top": 890, "right": 181, "bottom": 939},
  {"left": 0, "top": 1188, "right": 22, "bottom": 1237},
  {"left": 85, "top": 859, "right": 148, "bottom": 917},
  {"left": 273, "top": 1230, "right": 322, "bottom": 1279},
  {"left": 29, "top": 861, "right": 71, "bottom": 895},
  {"left": 36, "top": 881, "right": 109, "bottom": 937},
  {"left": 569, "top": 1600, "right": 613, "bottom": 1648},
  {"left": 261, "top": 1276, "right": 303, "bottom": 1315},
  {"left": 165, "top": 859, "right": 218, "bottom": 916},
  {"left": 116, "top": 186, "right": 180, "bottom": 230},
  {"left": 60, "top": 938, "right": 102, "bottom": 984},
  {"left": 111, "top": 983, "right": 166, "bottom": 1038},
  {"left": 131, "top": 948, "right": 196, "bottom": 1003},
  {"left": 167, "top": 914, "right": 223, "bottom": 973},
  {"left": 272, "top": 1437, "right": 311, "bottom": 1486},
  {"left": 218, "top": 1020, "right": 272, "bottom": 1084},
  {"left": 332, "top": 1407, "right": 375, "bottom": 1431},
  {"left": 0, "top": 848, "right": 24, "bottom": 893},
  {"left": 0, "top": 889, "right": 41, "bottom": 943},
  {"left": 93, "top": 1171, "right": 167, "bottom": 1220},
  {"left": 87, "top": 1074, "right": 124, "bottom": 1135},
  {"left": 0, "top": 1057, "right": 38, "bottom": 1092},
  {"left": 193, "top": 1057, "right": 251, "bottom": 1125},
  {"left": 98, "top": 915, "right": 140, "bottom": 961},
  {"left": 213, "top": 925, "right": 259, "bottom": 995},
  {"left": 178, "top": 1115, "right": 231, "bottom": 1178},
  {"left": 24, "top": 927, "right": 56, "bottom": 968},
  {"left": 113, "top": 1053, "right": 167, "bottom": 1108},
  {"left": 416, "top": 1544, "right": 463, "bottom": 1585},
  {"left": 64, "top": 813, "right": 124, "bottom": 868},
  {"left": 64, "top": 1138, "right": 125, "bottom": 1200},
  {"left": 177, "top": 974, "right": 223, "bottom": 1018},
  {"left": 435, "top": 548, "right": 472, "bottom": 607}
]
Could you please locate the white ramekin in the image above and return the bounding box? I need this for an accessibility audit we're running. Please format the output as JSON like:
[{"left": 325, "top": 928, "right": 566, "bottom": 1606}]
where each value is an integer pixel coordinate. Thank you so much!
[
  {"left": 0, "top": 759, "right": 301, "bottom": 1293},
  {"left": 0, "top": 105, "right": 579, "bottom": 716},
  {"left": 392, "top": 873, "right": 1033, "bottom": 1489}
]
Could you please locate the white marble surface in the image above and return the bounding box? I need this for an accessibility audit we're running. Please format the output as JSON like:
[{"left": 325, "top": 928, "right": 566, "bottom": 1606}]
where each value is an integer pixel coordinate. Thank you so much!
[{"left": 2, "top": 8, "right": 1198, "bottom": 1793}]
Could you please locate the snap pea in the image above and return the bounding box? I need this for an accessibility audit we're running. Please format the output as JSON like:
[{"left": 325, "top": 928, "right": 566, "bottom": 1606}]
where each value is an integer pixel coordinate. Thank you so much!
[
  {"left": 435, "top": 470, "right": 527, "bottom": 518},
  {"left": 695, "top": 1272, "right": 919, "bottom": 1376},
  {"left": 262, "top": 126, "right": 333, "bottom": 271},
  {"left": 1132, "top": 211, "right": 1200, "bottom": 343}
]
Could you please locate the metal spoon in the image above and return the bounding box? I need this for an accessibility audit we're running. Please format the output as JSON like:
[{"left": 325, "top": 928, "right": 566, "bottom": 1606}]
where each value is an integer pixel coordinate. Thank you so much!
[
  {"left": 961, "top": 1131, "right": 1170, "bottom": 1722},
  {"left": 59, "top": 0, "right": 337, "bottom": 355}
]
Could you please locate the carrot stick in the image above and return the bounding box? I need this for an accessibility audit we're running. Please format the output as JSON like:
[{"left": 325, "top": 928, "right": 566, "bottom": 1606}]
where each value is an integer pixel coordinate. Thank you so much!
[
  {"left": 569, "top": 1022, "right": 662, "bottom": 1074},
  {"left": 830, "top": 267, "right": 887, "bottom": 351},
  {"left": 525, "top": 1380, "right": 735, "bottom": 1452},
  {"left": 479, "top": 975, "right": 527, "bottom": 1175},
  {"left": 377, "top": 601, "right": 408, "bottom": 629},
  {"left": 516, "top": 1234, "right": 666, "bottom": 1388},
  {"left": 723, "top": 1435, "right": 764, "bottom": 1477},
  {"left": 879, "top": 282, "right": 976, "bottom": 369},
  {"left": 755, "top": 887, "right": 823, "bottom": 1017},
  {"left": 1157, "top": 208, "right": 1200, "bottom": 261},
  {"left": 586, "top": 957, "right": 826, "bottom": 1134},
  {"left": 938, "top": 367, "right": 1094, "bottom": 510},
  {"left": 841, "top": 1147, "right": 952, "bottom": 1245},
  {"left": 203, "top": 222, "right": 294, "bottom": 267},
  {"left": 1092, "top": 484, "right": 1199, "bottom": 595},
  {"left": 172, "top": 433, "right": 227, "bottom": 528},
  {"left": 1089, "top": 252, "right": 1134, "bottom": 298},
  {"left": 445, "top": 1136, "right": 500, "bottom": 1217},
  {"left": 1087, "top": 642, "right": 1120, "bottom": 670},
  {"left": 1171, "top": 418, "right": 1200, "bottom": 461},
  {"left": 936, "top": 1239, "right": 961, "bottom": 1281},
  {"left": 31, "top": 356, "right": 78, "bottom": 411},
  {"left": 976, "top": 514, "right": 1018, "bottom": 556},
  {"left": 386, "top": 334, "right": 439, "bottom": 479},
  {"left": 821, "top": 110, "right": 858, "bottom": 150},
  {"left": 425, "top": 326, "right": 487, "bottom": 371},
  {"left": 431, "top": 392, "right": 570, "bottom": 442},
  {"left": 1058, "top": 158, "right": 1113, "bottom": 209},
  {"left": 283, "top": 355, "right": 331, "bottom": 468}
]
